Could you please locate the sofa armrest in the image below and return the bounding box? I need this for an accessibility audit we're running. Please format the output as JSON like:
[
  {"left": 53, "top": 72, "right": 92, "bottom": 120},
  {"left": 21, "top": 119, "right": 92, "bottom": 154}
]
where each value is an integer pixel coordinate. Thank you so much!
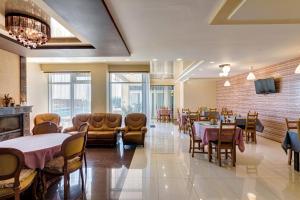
[
  {"left": 115, "top": 127, "right": 123, "bottom": 133},
  {"left": 63, "top": 126, "right": 76, "bottom": 133},
  {"left": 141, "top": 127, "right": 148, "bottom": 134}
]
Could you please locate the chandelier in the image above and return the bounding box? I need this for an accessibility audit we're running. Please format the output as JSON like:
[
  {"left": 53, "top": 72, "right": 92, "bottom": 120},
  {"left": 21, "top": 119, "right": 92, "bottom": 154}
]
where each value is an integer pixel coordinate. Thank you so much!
[{"left": 5, "top": 13, "right": 51, "bottom": 48}]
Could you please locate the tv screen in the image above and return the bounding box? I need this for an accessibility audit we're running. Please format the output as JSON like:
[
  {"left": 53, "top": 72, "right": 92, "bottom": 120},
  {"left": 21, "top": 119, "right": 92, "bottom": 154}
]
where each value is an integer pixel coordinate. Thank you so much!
[{"left": 254, "top": 78, "right": 276, "bottom": 94}]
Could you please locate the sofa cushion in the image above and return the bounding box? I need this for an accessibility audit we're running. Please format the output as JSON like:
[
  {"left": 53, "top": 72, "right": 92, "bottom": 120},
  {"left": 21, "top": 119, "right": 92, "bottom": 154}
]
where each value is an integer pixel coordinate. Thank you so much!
[
  {"left": 123, "top": 131, "right": 143, "bottom": 144},
  {"left": 72, "top": 114, "right": 90, "bottom": 130},
  {"left": 88, "top": 131, "right": 116, "bottom": 139}
]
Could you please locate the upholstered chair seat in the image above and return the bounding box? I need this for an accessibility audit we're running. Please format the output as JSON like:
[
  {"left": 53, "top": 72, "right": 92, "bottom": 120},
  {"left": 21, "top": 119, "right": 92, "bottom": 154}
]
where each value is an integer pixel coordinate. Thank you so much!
[
  {"left": 0, "top": 148, "right": 37, "bottom": 199},
  {"left": 122, "top": 113, "right": 147, "bottom": 146},
  {"left": 44, "top": 156, "right": 82, "bottom": 174}
]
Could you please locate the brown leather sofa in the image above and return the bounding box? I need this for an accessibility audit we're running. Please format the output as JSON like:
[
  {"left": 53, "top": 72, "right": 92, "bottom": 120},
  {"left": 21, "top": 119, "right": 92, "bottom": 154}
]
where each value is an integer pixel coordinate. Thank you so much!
[
  {"left": 63, "top": 113, "right": 122, "bottom": 146},
  {"left": 122, "top": 113, "right": 147, "bottom": 146}
]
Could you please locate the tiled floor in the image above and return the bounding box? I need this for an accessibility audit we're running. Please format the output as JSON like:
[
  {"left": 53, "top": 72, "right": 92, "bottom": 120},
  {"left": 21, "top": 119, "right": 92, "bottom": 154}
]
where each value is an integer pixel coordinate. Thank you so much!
[
  {"left": 119, "top": 122, "right": 300, "bottom": 200},
  {"left": 44, "top": 122, "right": 300, "bottom": 200}
]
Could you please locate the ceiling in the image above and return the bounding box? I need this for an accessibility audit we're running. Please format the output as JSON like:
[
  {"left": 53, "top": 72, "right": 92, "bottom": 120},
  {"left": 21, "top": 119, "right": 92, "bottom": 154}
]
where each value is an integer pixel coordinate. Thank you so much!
[
  {"left": 0, "top": 0, "right": 129, "bottom": 57},
  {"left": 10, "top": 0, "right": 300, "bottom": 78}
]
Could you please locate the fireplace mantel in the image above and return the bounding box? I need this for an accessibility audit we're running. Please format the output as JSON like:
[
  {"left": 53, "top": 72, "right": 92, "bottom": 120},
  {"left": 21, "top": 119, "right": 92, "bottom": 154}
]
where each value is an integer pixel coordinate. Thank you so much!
[
  {"left": 0, "top": 106, "right": 32, "bottom": 116},
  {"left": 0, "top": 106, "right": 32, "bottom": 141}
]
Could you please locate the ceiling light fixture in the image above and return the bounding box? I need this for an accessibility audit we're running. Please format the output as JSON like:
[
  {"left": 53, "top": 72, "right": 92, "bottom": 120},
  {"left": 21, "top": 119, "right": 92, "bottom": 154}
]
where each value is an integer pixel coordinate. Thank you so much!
[
  {"left": 5, "top": 13, "right": 51, "bottom": 48},
  {"left": 224, "top": 80, "right": 231, "bottom": 87},
  {"left": 152, "top": 58, "right": 158, "bottom": 62},
  {"left": 176, "top": 58, "right": 183, "bottom": 61},
  {"left": 295, "top": 64, "right": 300, "bottom": 74},
  {"left": 210, "top": 61, "right": 215, "bottom": 64},
  {"left": 247, "top": 66, "right": 256, "bottom": 80}
]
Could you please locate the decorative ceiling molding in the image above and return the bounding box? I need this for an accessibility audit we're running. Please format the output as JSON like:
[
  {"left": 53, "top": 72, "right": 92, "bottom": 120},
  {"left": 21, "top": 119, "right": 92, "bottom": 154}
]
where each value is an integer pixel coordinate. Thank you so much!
[{"left": 211, "top": 0, "right": 300, "bottom": 25}]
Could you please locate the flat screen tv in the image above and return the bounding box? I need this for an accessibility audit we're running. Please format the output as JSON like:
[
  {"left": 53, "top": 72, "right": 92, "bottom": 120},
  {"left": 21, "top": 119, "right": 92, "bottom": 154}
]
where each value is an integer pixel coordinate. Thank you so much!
[{"left": 254, "top": 78, "right": 276, "bottom": 94}]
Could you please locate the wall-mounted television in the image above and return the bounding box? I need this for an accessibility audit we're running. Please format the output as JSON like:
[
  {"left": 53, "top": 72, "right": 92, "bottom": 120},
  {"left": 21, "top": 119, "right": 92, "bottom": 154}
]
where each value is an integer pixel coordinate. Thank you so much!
[{"left": 254, "top": 78, "right": 276, "bottom": 94}]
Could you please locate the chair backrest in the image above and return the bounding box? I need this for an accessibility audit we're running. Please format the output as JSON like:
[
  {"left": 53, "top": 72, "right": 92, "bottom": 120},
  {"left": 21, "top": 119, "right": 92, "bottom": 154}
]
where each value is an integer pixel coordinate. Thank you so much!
[
  {"left": 32, "top": 121, "right": 59, "bottom": 135},
  {"left": 125, "top": 113, "right": 147, "bottom": 131},
  {"left": 0, "top": 148, "right": 24, "bottom": 188},
  {"left": 218, "top": 121, "right": 237, "bottom": 145},
  {"left": 62, "top": 131, "right": 86, "bottom": 160},
  {"left": 246, "top": 112, "right": 258, "bottom": 131},
  {"left": 226, "top": 110, "right": 233, "bottom": 116},
  {"left": 209, "top": 108, "right": 217, "bottom": 112},
  {"left": 188, "top": 112, "right": 199, "bottom": 122},
  {"left": 34, "top": 113, "right": 61, "bottom": 126},
  {"left": 285, "top": 118, "right": 300, "bottom": 131},
  {"left": 182, "top": 108, "right": 190, "bottom": 113}
]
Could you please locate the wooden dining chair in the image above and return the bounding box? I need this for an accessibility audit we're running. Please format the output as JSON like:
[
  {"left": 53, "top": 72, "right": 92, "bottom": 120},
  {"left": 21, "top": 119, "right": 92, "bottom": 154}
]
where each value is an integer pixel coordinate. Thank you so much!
[
  {"left": 209, "top": 108, "right": 217, "bottom": 112},
  {"left": 32, "top": 121, "right": 60, "bottom": 135},
  {"left": 182, "top": 108, "right": 190, "bottom": 113},
  {"left": 176, "top": 108, "right": 183, "bottom": 132},
  {"left": 186, "top": 115, "right": 205, "bottom": 157},
  {"left": 245, "top": 112, "right": 258, "bottom": 143},
  {"left": 285, "top": 118, "right": 300, "bottom": 165},
  {"left": 0, "top": 148, "right": 37, "bottom": 200},
  {"left": 188, "top": 111, "right": 200, "bottom": 122},
  {"left": 208, "top": 121, "right": 237, "bottom": 167},
  {"left": 79, "top": 123, "right": 89, "bottom": 169},
  {"left": 42, "top": 131, "right": 87, "bottom": 199}
]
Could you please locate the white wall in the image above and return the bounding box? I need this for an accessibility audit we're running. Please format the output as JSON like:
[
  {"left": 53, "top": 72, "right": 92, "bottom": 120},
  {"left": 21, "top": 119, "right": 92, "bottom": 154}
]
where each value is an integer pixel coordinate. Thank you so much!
[
  {"left": 0, "top": 49, "right": 20, "bottom": 104},
  {"left": 183, "top": 78, "right": 217, "bottom": 111},
  {"left": 27, "top": 63, "right": 48, "bottom": 128}
]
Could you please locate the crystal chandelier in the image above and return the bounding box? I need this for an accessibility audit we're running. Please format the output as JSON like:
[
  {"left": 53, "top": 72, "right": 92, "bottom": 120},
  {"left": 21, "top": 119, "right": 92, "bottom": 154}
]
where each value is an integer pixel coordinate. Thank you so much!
[{"left": 5, "top": 13, "right": 51, "bottom": 48}]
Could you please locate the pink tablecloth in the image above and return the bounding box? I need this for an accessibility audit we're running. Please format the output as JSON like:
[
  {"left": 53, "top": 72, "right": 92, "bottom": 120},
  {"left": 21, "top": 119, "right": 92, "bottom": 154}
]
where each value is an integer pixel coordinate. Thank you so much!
[
  {"left": 0, "top": 133, "right": 70, "bottom": 169},
  {"left": 194, "top": 122, "right": 245, "bottom": 152}
]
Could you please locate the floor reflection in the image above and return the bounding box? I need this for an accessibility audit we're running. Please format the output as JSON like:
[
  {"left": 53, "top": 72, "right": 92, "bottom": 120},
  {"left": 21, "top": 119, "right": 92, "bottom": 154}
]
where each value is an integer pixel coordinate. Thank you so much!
[{"left": 45, "top": 144, "right": 136, "bottom": 200}]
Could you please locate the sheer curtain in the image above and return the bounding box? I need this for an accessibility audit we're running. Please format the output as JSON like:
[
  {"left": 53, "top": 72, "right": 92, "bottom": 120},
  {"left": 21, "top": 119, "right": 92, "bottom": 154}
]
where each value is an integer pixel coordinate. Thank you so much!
[
  {"left": 48, "top": 72, "right": 91, "bottom": 126},
  {"left": 109, "top": 72, "right": 150, "bottom": 122}
]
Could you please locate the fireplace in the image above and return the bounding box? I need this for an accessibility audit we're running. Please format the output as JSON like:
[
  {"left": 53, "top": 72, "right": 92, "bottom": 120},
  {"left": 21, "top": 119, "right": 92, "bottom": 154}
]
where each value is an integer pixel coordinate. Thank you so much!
[
  {"left": 0, "top": 106, "right": 32, "bottom": 141},
  {"left": 0, "top": 115, "right": 22, "bottom": 135}
]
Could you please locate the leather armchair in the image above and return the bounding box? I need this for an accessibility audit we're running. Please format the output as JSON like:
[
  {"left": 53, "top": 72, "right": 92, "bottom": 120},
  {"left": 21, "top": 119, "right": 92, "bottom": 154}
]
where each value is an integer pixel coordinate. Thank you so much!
[
  {"left": 33, "top": 113, "right": 63, "bottom": 132},
  {"left": 122, "top": 113, "right": 147, "bottom": 146}
]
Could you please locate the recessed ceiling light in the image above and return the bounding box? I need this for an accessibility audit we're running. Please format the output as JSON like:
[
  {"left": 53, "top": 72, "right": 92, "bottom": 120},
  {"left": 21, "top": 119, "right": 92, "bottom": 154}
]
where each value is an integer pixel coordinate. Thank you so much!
[
  {"left": 152, "top": 58, "right": 158, "bottom": 62},
  {"left": 176, "top": 58, "right": 183, "bottom": 61},
  {"left": 125, "top": 58, "right": 130, "bottom": 61},
  {"left": 210, "top": 61, "right": 215, "bottom": 64}
]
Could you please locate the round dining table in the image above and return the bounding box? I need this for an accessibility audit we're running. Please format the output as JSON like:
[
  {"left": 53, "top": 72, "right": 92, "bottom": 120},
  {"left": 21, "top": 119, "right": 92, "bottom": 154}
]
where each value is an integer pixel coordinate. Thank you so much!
[{"left": 0, "top": 133, "right": 70, "bottom": 169}]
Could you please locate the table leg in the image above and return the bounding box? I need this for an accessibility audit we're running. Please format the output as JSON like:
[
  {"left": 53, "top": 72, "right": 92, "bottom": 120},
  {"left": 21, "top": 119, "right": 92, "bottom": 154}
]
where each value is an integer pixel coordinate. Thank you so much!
[{"left": 294, "top": 151, "right": 299, "bottom": 172}]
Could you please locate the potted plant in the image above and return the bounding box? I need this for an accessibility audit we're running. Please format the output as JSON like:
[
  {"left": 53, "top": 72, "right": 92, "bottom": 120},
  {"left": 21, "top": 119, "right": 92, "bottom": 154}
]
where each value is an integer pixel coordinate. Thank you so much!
[{"left": 3, "top": 94, "right": 13, "bottom": 107}]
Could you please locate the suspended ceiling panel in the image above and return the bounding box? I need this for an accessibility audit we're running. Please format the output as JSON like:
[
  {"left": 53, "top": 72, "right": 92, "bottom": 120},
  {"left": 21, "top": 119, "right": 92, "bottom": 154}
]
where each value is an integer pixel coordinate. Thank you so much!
[
  {"left": 211, "top": 0, "right": 300, "bottom": 25},
  {"left": 0, "top": 0, "right": 130, "bottom": 57}
]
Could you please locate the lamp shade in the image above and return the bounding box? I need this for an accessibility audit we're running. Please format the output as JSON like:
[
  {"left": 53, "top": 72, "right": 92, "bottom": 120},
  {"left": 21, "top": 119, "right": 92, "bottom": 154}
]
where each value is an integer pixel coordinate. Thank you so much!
[
  {"left": 222, "top": 65, "right": 231, "bottom": 74},
  {"left": 295, "top": 64, "right": 300, "bottom": 74},
  {"left": 247, "top": 72, "right": 256, "bottom": 80},
  {"left": 224, "top": 80, "right": 231, "bottom": 87}
]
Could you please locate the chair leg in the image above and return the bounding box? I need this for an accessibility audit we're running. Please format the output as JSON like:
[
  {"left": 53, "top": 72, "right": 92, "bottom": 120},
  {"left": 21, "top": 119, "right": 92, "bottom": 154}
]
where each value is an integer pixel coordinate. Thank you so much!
[
  {"left": 225, "top": 149, "right": 228, "bottom": 159},
  {"left": 208, "top": 143, "right": 212, "bottom": 162},
  {"left": 14, "top": 188, "right": 20, "bottom": 200},
  {"left": 218, "top": 148, "right": 222, "bottom": 166},
  {"left": 192, "top": 142, "right": 195, "bottom": 157},
  {"left": 80, "top": 167, "right": 85, "bottom": 192},
  {"left": 84, "top": 152, "right": 87, "bottom": 169},
  {"left": 64, "top": 173, "right": 69, "bottom": 200},
  {"left": 254, "top": 132, "right": 257, "bottom": 144},
  {"left": 189, "top": 138, "right": 192, "bottom": 153},
  {"left": 288, "top": 149, "right": 293, "bottom": 165}
]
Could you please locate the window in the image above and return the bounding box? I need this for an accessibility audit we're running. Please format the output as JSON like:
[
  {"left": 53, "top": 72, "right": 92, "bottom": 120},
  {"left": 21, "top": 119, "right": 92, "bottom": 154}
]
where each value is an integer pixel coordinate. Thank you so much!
[
  {"left": 109, "top": 73, "right": 149, "bottom": 116},
  {"left": 150, "top": 85, "right": 174, "bottom": 119},
  {"left": 48, "top": 72, "right": 91, "bottom": 126}
]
